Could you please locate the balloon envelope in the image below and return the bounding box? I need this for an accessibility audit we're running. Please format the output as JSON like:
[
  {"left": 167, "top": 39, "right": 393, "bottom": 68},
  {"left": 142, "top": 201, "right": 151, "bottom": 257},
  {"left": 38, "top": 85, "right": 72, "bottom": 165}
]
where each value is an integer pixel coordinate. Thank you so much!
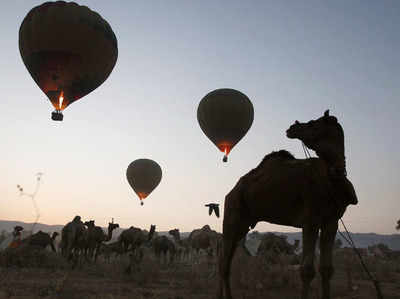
[
  {"left": 126, "top": 159, "right": 162, "bottom": 202},
  {"left": 197, "top": 88, "right": 254, "bottom": 160},
  {"left": 19, "top": 1, "right": 118, "bottom": 114}
]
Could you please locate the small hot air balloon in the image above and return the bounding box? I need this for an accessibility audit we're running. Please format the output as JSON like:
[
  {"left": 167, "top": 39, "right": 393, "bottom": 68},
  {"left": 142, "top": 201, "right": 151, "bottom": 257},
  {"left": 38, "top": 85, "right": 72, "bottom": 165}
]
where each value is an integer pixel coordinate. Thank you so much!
[
  {"left": 197, "top": 88, "right": 254, "bottom": 162},
  {"left": 19, "top": 1, "right": 118, "bottom": 121},
  {"left": 126, "top": 159, "right": 162, "bottom": 206}
]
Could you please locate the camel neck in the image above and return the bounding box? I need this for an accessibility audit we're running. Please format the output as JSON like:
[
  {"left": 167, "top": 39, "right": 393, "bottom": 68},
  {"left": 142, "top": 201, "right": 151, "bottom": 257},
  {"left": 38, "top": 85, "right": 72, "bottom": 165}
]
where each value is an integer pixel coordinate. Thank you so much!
[
  {"left": 106, "top": 228, "right": 113, "bottom": 241},
  {"left": 148, "top": 230, "right": 155, "bottom": 241},
  {"left": 317, "top": 152, "right": 347, "bottom": 177},
  {"left": 173, "top": 233, "right": 181, "bottom": 243}
]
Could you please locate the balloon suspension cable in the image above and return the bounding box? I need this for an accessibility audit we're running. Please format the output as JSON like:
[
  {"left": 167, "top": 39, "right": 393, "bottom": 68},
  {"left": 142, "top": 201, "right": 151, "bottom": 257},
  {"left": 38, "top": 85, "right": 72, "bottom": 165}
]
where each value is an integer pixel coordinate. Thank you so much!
[
  {"left": 300, "top": 141, "right": 383, "bottom": 299},
  {"left": 17, "top": 172, "right": 43, "bottom": 234}
]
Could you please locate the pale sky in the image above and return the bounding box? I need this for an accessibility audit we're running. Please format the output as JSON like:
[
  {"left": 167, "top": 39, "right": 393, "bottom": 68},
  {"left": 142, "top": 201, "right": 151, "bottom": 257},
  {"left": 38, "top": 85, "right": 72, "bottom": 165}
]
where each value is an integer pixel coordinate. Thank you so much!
[{"left": 1, "top": 1, "right": 399, "bottom": 234}]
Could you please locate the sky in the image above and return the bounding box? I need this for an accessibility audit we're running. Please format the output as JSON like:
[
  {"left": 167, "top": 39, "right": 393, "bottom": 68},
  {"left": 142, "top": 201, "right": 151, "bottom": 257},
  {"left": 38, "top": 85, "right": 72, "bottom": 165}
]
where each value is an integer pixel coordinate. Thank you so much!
[{"left": 0, "top": 1, "right": 399, "bottom": 234}]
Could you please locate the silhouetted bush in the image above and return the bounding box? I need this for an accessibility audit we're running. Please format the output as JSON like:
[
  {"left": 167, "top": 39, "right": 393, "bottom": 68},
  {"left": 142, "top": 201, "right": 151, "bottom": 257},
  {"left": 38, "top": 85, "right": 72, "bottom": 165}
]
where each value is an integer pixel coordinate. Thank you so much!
[{"left": 0, "top": 246, "right": 67, "bottom": 269}]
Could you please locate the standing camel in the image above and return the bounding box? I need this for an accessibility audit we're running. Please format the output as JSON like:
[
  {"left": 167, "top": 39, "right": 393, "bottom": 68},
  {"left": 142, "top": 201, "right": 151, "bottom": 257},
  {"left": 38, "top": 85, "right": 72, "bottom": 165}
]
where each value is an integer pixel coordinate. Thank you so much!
[
  {"left": 218, "top": 110, "right": 358, "bottom": 299},
  {"left": 257, "top": 233, "right": 300, "bottom": 265},
  {"left": 119, "top": 225, "right": 156, "bottom": 274},
  {"left": 188, "top": 225, "right": 221, "bottom": 263},
  {"left": 60, "top": 216, "right": 87, "bottom": 261},
  {"left": 118, "top": 224, "right": 156, "bottom": 253},
  {"left": 86, "top": 221, "right": 119, "bottom": 262},
  {"left": 151, "top": 235, "right": 176, "bottom": 265},
  {"left": 99, "top": 241, "right": 124, "bottom": 262},
  {"left": 169, "top": 229, "right": 191, "bottom": 262}
]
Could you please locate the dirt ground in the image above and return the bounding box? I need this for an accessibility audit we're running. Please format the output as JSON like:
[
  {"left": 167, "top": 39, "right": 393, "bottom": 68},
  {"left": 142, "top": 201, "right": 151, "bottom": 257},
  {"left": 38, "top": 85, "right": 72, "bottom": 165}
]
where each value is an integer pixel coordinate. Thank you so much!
[{"left": 0, "top": 249, "right": 399, "bottom": 299}]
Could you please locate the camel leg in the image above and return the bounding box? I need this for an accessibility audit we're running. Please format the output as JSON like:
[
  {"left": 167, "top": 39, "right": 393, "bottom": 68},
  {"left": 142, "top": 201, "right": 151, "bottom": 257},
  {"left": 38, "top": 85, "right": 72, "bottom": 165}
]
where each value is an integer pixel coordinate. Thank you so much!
[
  {"left": 319, "top": 221, "right": 338, "bottom": 299},
  {"left": 88, "top": 247, "right": 95, "bottom": 261},
  {"left": 191, "top": 248, "right": 199, "bottom": 264},
  {"left": 94, "top": 244, "right": 101, "bottom": 262},
  {"left": 300, "top": 225, "right": 319, "bottom": 299},
  {"left": 66, "top": 235, "right": 75, "bottom": 261},
  {"left": 218, "top": 222, "right": 249, "bottom": 299}
]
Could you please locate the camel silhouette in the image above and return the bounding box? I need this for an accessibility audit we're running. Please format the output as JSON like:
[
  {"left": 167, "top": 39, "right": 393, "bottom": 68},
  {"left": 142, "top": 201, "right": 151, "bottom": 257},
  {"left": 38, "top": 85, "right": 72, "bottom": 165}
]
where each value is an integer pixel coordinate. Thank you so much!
[
  {"left": 218, "top": 110, "right": 357, "bottom": 299},
  {"left": 20, "top": 231, "right": 59, "bottom": 252}
]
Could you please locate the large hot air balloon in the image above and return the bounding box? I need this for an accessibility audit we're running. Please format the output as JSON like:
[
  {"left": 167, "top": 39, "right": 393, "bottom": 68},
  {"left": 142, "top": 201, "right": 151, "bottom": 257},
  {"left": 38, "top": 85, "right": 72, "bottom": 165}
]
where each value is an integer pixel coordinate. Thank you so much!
[
  {"left": 197, "top": 88, "right": 254, "bottom": 162},
  {"left": 126, "top": 159, "right": 162, "bottom": 206},
  {"left": 19, "top": 1, "right": 118, "bottom": 121}
]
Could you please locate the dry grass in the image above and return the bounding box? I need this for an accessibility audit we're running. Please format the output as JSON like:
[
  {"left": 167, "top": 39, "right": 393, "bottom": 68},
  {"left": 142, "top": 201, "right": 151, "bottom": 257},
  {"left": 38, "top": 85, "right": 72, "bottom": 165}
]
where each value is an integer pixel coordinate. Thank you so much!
[
  {"left": 0, "top": 246, "right": 68, "bottom": 269},
  {"left": 0, "top": 247, "right": 399, "bottom": 299}
]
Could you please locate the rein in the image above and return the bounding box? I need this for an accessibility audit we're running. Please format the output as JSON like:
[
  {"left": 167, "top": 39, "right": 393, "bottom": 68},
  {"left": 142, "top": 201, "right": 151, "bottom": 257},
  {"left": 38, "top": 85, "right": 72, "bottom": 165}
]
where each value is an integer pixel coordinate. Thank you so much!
[{"left": 300, "top": 141, "right": 383, "bottom": 299}]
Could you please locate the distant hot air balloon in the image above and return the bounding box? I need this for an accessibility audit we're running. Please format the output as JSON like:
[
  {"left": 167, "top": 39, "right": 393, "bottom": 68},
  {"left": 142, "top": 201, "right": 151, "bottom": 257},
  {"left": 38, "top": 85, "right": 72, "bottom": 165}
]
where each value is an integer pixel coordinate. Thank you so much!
[
  {"left": 197, "top": 88, "right": 254, "bottom": 162},
  {"left": 126, "top": 159, "right": 162, "bottom": 206},
  {"left": 19, "top": 1, "right": 118, "bottom": 121}
]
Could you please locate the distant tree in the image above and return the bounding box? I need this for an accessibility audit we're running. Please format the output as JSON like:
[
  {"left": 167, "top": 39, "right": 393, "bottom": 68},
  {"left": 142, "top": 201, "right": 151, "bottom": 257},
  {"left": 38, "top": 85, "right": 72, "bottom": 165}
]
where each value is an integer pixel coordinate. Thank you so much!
[{"left": 396, "top": 219, "right": 400, "bottom": 230}]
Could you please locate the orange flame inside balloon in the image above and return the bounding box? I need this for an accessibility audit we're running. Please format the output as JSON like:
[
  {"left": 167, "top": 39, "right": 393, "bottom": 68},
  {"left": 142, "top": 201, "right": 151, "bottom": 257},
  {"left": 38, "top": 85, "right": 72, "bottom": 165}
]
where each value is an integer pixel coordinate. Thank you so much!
[
  {"left": 58, "top": 91, "right": 64, "bottom": 110},
  {"left": 137, "top": 192, "right": 148, "bottom": 200},
  {"left": 218, "top": 142, "right": 232, "bottom": 156}
]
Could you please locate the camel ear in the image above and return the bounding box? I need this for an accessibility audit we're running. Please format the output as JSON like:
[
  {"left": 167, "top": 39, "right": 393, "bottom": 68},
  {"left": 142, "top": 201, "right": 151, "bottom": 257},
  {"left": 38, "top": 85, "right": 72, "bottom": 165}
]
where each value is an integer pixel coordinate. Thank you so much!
[{"left": 324, "top": 110, "right": 329, "bottom": 117}]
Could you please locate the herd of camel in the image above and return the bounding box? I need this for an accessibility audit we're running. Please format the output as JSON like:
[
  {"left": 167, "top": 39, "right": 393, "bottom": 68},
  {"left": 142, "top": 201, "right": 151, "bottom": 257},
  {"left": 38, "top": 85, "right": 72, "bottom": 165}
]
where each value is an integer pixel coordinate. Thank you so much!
[
  {"left": 10, "top": 217, "right": 224, "bottom": 267},
  {"left": 11, "top": 218, "right": 303, "bottom": 266},
  {"left": 8, "top": 111, "right": 361, "bottom": 299},
  {"left": 58, "top": 216, "right": 222, "bottom": 265}
]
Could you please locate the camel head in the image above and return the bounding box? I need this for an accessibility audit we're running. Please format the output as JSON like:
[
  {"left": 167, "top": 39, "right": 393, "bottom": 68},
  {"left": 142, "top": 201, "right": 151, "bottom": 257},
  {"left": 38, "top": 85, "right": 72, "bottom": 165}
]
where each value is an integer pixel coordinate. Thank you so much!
[
  {"left": 286, "top": 110, "right": 345, "bottom": 164},
  {"left": 72, "top": 215, "right": 82, "bottom": 223},
  {"left": 169, "top": 228, "right": 180, "bottom": 239},
  {"left": 148, "top": 224, "right": 156, "bottom": 241},
  {"left": 51, "top": 232, "right": 59, "bottom": 240},
  {"left": 169, "top": 228, "right": 179, "bottom": 235},
  {"left": 84, "top": 220, "right": 95, "bottom": 228},
  {"left": 108, "top": 222, "right": 119, "bottom": 232}
]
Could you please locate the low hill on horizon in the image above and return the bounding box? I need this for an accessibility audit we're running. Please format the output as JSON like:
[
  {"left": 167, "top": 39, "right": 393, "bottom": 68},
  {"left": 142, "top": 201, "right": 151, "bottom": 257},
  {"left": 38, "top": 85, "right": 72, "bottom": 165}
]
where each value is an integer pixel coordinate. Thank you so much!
[{"left": 1, "top": 219, "right": 399, "bottom": 250}]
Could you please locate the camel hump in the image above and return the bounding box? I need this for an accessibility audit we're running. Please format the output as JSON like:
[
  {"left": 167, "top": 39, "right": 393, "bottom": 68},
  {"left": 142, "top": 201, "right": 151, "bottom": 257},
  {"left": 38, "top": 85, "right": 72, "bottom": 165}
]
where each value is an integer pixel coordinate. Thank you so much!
[
  {"left": 243, "top": 150, "right": 296, "bottom": 179},
  {"left": 260, "top": 150, "right": 295, "bottom": 164}
]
